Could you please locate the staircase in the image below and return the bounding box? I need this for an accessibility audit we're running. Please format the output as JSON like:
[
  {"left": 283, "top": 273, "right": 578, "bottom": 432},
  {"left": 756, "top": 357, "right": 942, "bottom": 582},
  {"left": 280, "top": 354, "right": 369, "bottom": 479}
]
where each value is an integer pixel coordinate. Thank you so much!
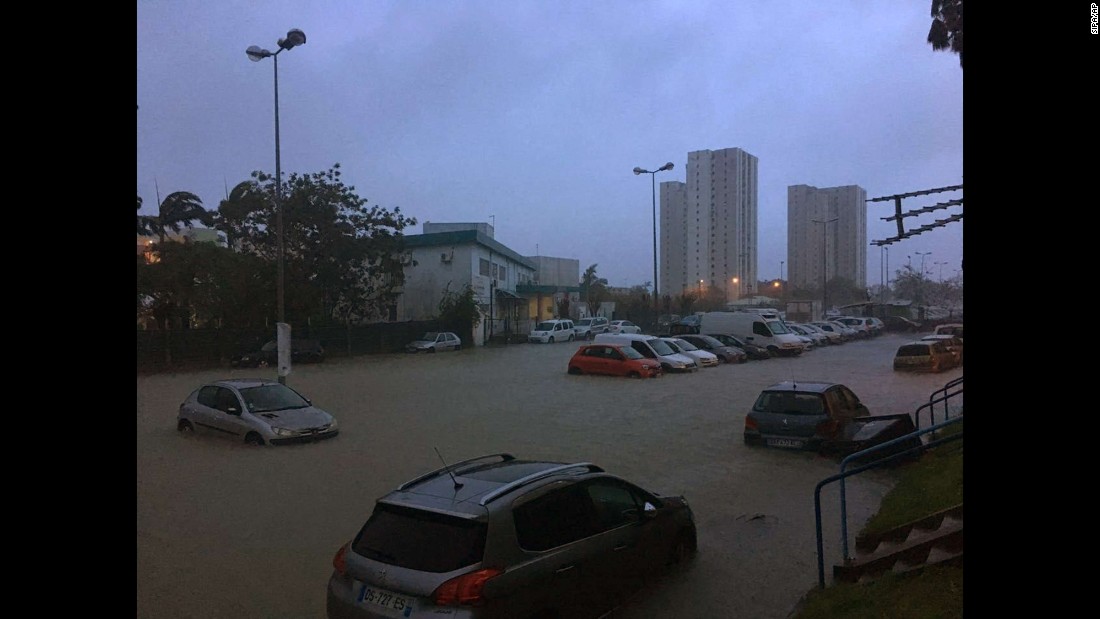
[{"left": 833, "top": 504, "right": 963, "bottom": 583}]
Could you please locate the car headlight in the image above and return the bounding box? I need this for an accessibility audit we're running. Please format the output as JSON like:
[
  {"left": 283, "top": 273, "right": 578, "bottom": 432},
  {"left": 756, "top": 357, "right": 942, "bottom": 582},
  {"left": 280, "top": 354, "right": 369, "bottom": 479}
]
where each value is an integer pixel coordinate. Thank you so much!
[
  {"left": 326, "top": 419, "right": 338, "bottom": 430},
  {"left": 271, "top": 427, "right": 297, "bottom": 437}
]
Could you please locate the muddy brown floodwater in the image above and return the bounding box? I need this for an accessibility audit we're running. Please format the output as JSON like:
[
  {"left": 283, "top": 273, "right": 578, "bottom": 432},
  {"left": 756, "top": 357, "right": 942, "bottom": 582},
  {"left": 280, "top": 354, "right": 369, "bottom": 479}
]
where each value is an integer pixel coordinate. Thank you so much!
[{"left": 136, "top": 332, "right": 962, "bottom": 619}]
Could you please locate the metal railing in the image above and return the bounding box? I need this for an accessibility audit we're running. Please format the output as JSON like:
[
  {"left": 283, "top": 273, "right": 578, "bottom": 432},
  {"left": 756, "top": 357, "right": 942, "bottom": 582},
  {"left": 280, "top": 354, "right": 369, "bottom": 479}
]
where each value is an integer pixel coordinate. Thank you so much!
[
  {"left": 915, "top": 375, "right": 963, "bottom": 430},
  {"left": 814, "top": 416, "right": 963, "bottom": 588}
]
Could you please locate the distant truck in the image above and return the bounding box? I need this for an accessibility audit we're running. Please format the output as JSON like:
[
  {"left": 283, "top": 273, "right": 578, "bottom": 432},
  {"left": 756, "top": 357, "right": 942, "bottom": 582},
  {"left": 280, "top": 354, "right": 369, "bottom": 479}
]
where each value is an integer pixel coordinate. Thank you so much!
[{"left": 699, "top": 311, "right": 804, "bottom": 356}]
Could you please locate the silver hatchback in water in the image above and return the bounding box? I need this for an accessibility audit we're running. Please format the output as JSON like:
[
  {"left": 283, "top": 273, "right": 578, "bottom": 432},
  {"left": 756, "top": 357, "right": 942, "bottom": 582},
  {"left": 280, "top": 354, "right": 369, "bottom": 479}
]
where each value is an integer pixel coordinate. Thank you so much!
[
  {"left": 326, "top": 453, "right": 697, "bottom": 619},
  {"left": 177, "top": 378, "right": 339, "bottom": 446}
]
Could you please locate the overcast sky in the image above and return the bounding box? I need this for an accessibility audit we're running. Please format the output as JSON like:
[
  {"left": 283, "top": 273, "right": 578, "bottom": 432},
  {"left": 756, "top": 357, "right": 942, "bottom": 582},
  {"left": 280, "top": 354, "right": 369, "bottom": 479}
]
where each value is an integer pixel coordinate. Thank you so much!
[{"left": 137, "top": 0, "right": 963, "bottom": 289}]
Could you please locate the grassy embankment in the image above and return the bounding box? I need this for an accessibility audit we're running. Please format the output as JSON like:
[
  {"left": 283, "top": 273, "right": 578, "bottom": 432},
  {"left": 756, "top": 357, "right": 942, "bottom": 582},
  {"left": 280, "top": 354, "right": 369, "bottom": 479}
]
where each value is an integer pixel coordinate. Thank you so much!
[{"left": 791, "top": 420, "right": 963, "bottom": 619}]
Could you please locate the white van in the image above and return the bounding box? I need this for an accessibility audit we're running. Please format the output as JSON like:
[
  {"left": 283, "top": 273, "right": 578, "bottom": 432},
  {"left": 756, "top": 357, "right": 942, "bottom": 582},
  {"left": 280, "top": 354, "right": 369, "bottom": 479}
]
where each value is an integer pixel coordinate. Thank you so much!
[
  {"left": 528, "top": 319, "right": 576, "bottom": 343},
  {"left": 593, "top": 333, "right": 699, "bottom": 372},
  {"left": 698, "top": 311, "right": 804, "bottom": 356}
]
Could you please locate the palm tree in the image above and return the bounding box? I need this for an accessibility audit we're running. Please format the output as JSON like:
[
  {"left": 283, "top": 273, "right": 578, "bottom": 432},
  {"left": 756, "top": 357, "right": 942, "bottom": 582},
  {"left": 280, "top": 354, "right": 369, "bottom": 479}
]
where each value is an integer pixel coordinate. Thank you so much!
[
  {"left": 145, "top": 191, "right": 214, "bottom": 244},
  {"left": 927, "top": 0, "right": 963, "bottom": 68}
]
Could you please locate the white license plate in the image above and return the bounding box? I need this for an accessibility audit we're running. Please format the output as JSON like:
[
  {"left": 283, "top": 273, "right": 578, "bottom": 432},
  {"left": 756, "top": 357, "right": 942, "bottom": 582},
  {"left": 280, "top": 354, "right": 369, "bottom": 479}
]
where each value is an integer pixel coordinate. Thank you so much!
[
  {"left": 767, "top": 437, "right": 805, "bottom": 449},
  {"left": 354, "top": 582, "right": 414, "bottom": 617}
]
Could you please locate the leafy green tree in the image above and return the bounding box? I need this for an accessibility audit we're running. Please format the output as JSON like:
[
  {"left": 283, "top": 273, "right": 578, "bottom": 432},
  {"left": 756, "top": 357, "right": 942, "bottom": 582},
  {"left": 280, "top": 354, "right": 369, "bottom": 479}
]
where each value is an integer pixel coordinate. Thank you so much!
[
  {"left": 928, "top": 0, "right": 963, "bottom": 68},
  {"left": 438, "top": 283, "right": 482, "bottom": 344},
  {"left": 215, "top": 164, "right": 416, "bottom": 327},
  {"left": 139, "top": 191, "right": 215, "bottom": 244}
]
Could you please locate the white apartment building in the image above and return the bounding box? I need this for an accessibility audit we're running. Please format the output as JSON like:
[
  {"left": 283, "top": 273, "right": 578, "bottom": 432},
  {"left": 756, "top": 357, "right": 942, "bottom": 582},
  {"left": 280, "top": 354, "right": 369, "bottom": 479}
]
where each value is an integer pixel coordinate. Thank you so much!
[
  {"left": 660, "top": 147, "right": 759, "bottom": 303},
  {"left": 787, "top": 184, "right": 867, "bottom": 293}
]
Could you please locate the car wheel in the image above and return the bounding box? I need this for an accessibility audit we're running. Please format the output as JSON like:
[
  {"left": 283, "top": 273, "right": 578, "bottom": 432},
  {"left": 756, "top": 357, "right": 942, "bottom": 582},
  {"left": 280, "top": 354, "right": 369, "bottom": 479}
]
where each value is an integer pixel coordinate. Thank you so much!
[
  {"left": 568, "top": 334, "right": 575, "bottom": 341},
  {"left": 549, "top": 337, "right": 555, "bottom": 343},
  {"left": 429, "top": 348, "right": 436, "bottom": 353},
  {"left": 668, "top": 528, "right": 698, "bottom": 565},
  {"left": 244, "top": 433, "right": 265, "bottom": 446},
  {"left": 568, "top": 366, "right": 582, "bottom": 375},
  {"left": 767, "top": 346, "right": 779, "bottom": 357},
  {"left": 177, "top": 420, "right": 193, "bottom": 433}
]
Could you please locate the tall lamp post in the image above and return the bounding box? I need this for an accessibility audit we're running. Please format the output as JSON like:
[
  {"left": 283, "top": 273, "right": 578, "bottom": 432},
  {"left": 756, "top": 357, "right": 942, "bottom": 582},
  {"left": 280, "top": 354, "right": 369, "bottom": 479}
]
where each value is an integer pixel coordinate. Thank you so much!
[
  {"left": 813, "top": 217, "right": 838, "bottom": 315},
  {"left": 634, "top": 162, "right": 675, "bottom": 319},
  {"left": 248, "top": 28, "right": 307, "bottom": 384}
]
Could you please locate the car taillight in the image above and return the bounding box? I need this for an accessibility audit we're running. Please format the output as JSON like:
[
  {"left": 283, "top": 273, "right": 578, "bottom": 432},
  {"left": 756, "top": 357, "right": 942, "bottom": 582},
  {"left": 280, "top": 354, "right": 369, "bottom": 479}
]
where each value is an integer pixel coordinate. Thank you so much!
[
  {"left": 332, "top": 543, "right": 349, "bottom": 576},
  {"left": 744, "top": 416, "right": 758, "bottom": 431},
  {"left": 431, "top": 568, "right": 503, "bottom": 606}
]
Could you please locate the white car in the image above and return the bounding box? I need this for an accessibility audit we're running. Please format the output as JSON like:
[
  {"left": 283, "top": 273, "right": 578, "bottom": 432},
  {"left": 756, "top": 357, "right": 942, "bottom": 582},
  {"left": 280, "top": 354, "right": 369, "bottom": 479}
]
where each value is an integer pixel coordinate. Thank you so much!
[
  {"left": 528, "top": 319, "right": 576, "bottom": 343},
  {"left": 661, "top": 337, "right": 720, "bottom": 368},
  {"left": 177, "top": 378, "right": 339, "bottom": 446},
  {"left": 406, "top": 331, "right": 462, "bottom": 353},
  {"left": 607, "top": 320, "right": 642, "bottom": 334}
]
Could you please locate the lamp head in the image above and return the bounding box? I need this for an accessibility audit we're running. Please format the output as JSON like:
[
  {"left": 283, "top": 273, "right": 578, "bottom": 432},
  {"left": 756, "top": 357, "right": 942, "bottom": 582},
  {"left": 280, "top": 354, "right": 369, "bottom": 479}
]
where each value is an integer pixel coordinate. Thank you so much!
[
  {"left": 246, "top": 45, "right": 272, "bottom": 61},
  {"left": 660, "top": 162, "right": 674, "bottom": 171},
  {"left": 633, "top": 167, "right": 645, "bottom": 175},
  {"left": 279, "top": 28, "right": 307, "bottom": 50}
]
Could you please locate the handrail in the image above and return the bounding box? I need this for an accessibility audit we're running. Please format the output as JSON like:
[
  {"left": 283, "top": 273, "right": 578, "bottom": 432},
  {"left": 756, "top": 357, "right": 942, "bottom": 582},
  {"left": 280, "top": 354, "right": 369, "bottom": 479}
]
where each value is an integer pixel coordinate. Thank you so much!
[
  {"left": 815, "top": 424, "right": 962, "bottom": 588},
  {"left": 929, "top": 375, "right": 963, "bottom": 424},
  {"left": 915, "top": 379, "right": 964, "bottom": 430},
  {"left": 837, "top": 415, "right": 963, "bottom": 561}
]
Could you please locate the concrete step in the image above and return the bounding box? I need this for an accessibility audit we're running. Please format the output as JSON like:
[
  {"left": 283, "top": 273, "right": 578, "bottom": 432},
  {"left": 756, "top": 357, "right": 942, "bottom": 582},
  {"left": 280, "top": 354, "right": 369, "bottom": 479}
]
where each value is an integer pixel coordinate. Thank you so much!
[{"left": 835, "top": 517, "right": 963, "bottom": 583}]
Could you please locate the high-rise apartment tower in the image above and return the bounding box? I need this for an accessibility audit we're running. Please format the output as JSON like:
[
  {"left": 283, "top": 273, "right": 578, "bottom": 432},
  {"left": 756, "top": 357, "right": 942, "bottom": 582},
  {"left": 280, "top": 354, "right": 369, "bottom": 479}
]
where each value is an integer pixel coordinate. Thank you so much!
[{"left": 660, "top": 147, "right": 759, "bottom": 304}]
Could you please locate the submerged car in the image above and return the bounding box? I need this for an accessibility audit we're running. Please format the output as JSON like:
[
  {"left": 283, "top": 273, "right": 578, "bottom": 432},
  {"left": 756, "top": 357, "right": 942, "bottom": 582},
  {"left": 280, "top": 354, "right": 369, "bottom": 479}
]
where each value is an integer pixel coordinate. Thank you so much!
[
  {"left": 230, "top": 338, "right": 326, "bottom": 368},
  {"left": 573, "top": 317, "right": 610, "bottom": 340},
  {"left": 528, "top": 319, "right": 576, "bottom": 343},
  {"left": 661, "top": 337, "right": 720, "bottom": 368},
  {"left": 326, "top": 453, "right": 697, "bottom": 619},
  {"left": 406, "top": 331, "right": 462, "bottom": 353},
  {"left": 606, "top": 320, "right": 642, "bottom": 334},
  {"left": 567, "top": 343, "right": 662, "bottom": 378},
  {"left": 743, "top": 381, "right": 920, "bottom": 458},
  {"left": 177, "top": 378, "right": 338, "bottom": 446},
  {"left": 705, "top": 332, "right": 771, "bottom": 360},
  {"left": 677, "top": 334, "right": 747, "bottom": 363},
  {"left": 894, "top": 340, "right": 956, "bottom": 373}
]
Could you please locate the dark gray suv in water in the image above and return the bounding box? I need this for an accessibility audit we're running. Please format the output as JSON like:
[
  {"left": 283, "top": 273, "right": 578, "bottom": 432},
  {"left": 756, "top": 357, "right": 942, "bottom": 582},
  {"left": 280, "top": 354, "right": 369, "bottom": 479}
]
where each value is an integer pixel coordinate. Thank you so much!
[{"left": 326, "top": 453, "right": 696, "bottom": 619}]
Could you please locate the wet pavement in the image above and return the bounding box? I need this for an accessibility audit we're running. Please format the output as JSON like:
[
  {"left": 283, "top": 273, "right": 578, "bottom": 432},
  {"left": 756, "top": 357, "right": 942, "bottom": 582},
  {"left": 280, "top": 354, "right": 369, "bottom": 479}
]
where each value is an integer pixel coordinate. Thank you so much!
[{"left": 136, "top": 332, "right": 962, "bottom": 619}]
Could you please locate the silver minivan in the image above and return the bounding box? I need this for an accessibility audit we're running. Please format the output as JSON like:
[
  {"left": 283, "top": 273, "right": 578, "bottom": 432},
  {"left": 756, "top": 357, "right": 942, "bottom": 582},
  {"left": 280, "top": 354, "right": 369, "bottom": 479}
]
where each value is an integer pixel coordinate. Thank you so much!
[{"left": 593, "top": 333, "right": 698, "bottom": 373}]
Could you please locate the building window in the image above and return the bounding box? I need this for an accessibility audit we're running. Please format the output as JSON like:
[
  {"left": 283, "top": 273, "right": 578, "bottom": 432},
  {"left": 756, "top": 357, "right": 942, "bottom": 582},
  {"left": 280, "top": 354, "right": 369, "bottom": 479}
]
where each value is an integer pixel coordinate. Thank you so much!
[{"left": 480, "top": 258, "right": 490, "bottom": 276}]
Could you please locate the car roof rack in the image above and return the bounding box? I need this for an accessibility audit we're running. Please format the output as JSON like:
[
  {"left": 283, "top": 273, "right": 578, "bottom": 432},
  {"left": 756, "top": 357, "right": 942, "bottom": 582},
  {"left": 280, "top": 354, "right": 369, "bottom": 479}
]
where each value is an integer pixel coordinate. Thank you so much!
[
  {"left": 397, "top": 453, "right": 516, "bottom": 491},
  {"left": 478, "top": 462, "right": 604, "bottom": 506}
]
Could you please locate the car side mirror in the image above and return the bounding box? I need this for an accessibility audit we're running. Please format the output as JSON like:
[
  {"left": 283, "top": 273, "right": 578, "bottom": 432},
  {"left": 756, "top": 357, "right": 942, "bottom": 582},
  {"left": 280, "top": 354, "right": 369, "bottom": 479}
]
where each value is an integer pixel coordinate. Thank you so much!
[{"left": 642, "top": 502, "right": 657, "bottom": 519}]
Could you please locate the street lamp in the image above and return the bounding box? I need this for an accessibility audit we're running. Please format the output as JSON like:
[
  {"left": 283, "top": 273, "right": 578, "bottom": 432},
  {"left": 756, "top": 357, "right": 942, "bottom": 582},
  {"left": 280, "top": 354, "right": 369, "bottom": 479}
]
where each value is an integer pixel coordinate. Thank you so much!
[
  {"left": 248, "top": 28, "right": 306, "bottom": 384},
  {"left": 813, "top": 217, "right": 838, "bottom": 314},
  {"left": 634, "top": 162, "right": 674, "bottom": 319}
]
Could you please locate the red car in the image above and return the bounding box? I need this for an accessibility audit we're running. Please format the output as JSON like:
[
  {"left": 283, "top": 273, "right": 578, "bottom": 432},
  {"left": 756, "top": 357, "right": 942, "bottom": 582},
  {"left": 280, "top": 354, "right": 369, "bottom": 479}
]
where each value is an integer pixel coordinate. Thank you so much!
[{"left": 567, "top": 344, "right": 663, "bottom": 378}]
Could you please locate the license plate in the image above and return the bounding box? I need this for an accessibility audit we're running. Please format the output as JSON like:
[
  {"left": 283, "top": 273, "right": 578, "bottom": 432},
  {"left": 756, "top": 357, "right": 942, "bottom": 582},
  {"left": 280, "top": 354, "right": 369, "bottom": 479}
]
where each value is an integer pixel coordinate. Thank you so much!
[
  {"left": 355, "top": 582, "right": 414, "bottom": 617},
  {"left": 767, "top": 437, "right": 805, "bottom": 449}
]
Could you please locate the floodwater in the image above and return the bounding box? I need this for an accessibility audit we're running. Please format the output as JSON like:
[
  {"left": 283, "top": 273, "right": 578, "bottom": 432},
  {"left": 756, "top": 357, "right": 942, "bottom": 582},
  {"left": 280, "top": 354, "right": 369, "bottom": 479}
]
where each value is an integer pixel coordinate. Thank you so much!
[{"left": 136, "top": 333, "right": 962, "bottom": 619}]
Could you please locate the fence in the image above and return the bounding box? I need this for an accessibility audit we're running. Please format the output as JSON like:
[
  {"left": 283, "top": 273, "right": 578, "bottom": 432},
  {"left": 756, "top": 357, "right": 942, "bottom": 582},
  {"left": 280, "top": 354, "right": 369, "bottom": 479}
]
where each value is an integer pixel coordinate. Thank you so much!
[{"left": 137, "top": 320, "right": 446, "bottom": 373}]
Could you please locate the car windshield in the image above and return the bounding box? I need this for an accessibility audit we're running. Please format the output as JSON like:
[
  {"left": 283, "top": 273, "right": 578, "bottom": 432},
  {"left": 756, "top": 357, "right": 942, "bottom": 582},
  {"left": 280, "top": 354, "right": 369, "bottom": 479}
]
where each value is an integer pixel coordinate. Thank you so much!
[
  {"left": 577, "top": 319, "right": 594, "bottom": 326},
  {"left": 620, "top": 347, "right": 644, "bottom": 360},
  {"left": 649, "top": 339, "right": 676, "bottom": 355},
  {"left": 696, "top": 335, "right": 723, "bottom": 348},
  {"left": 535, "top": 322, "right": 556, "bottom": 331},
  {"left": 672, "top": 339, "right": 698, "bottom": 351},
  {"left": 753, "top": 392, "right": 826, "bottom": 415},
  {"left": 421, "top": 332, "right": 439, "bottom": 340},
  {"left": 238, "top": 384, "right": 311, "bottom": 412},
  {"left": 768, "top": 320, "right": 791, "bottom": 334}
]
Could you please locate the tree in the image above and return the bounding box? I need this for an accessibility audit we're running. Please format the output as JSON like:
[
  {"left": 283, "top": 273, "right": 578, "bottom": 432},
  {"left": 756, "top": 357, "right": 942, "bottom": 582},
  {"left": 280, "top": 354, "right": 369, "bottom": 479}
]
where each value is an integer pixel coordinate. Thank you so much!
[
  {"left": 580, "top": 264, "right": 609, "bottom": 316},
  {"left": 215, "top": 164, "right": 416, "bottom": 327},
  {"left": 139, "top": 191, "right": 215, "bottom": 244},
  {"left": 556, "top": 296, "right": 571, "bottom": 319},
  {"left": 927, "top": 0, "right": 963, "bottom": 68},
  {"left": 673, "top": 292, "right": 698, "bottom": 316},
  {"left": 438, "top": 283, "right": 482, "bottom": 344}
]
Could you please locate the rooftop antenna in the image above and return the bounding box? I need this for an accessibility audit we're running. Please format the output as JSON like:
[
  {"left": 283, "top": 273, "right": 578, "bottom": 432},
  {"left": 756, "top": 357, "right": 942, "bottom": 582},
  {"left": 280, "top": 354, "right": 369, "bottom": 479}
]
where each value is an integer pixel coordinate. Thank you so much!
[{"left": 434, "top": 447, "right": 464, "bottom": 491}]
